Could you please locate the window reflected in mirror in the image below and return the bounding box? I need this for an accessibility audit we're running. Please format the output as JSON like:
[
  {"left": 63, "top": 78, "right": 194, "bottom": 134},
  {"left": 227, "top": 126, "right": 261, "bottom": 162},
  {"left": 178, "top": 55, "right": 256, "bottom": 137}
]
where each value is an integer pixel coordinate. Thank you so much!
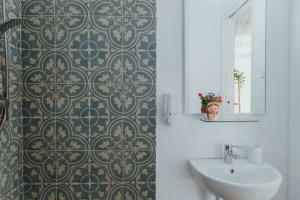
[{"left": 233, "top": 4, "right": 252, "bottom": 113}]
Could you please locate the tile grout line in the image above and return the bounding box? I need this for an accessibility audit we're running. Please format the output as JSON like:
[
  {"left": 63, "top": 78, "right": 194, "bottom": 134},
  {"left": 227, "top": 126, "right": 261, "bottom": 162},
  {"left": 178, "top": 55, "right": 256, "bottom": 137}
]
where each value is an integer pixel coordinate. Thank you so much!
[
  {"left": 53, "top": 0, "right": 58, "bottom": 197},
  {"left": 87, "top": 0, "right": 92, "bottom": 189}
]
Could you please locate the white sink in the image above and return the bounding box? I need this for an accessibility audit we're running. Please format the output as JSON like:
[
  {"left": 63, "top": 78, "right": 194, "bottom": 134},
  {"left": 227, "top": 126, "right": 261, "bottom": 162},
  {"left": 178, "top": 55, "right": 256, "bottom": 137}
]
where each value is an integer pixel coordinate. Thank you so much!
[{"left": 188, "top": 159, "right": 282, "bottom": 200}]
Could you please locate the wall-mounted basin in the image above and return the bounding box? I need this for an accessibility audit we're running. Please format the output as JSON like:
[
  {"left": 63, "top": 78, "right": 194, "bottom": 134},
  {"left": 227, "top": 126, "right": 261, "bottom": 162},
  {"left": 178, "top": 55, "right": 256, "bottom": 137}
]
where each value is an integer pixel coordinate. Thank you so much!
[{"left": 188, "top": 159, "right": 282, "bottom": 200}]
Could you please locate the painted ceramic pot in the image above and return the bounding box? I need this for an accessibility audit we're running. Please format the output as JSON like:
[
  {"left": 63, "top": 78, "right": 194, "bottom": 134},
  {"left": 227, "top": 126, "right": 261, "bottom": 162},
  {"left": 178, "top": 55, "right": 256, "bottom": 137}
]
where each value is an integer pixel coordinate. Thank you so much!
[
  {"left": 207, "top": 102, "right": 219, "bottom": 121},
  {"left": 201, "top": 104, "right": 208, "bottom": 113}
]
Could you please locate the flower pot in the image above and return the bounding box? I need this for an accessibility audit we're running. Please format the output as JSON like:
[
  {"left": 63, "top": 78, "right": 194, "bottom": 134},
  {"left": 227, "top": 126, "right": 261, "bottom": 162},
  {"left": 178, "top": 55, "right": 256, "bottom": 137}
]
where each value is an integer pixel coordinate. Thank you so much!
[
  {"left": 207, "top": 102, "right": 219, "bottom": 121},
  {"left": 201, "top": 104, "right": 208, "bottom": 113}
]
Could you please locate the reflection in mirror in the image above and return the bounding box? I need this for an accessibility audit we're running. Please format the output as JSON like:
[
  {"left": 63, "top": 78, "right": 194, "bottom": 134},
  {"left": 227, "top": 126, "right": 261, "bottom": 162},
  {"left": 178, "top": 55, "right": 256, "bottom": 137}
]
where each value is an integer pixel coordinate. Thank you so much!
[
  {"left": 184, "top": 0, "right": 266, "bottom": 116},
  {"left": 233, "top": 2, "right": 252, "bottom": 113}
]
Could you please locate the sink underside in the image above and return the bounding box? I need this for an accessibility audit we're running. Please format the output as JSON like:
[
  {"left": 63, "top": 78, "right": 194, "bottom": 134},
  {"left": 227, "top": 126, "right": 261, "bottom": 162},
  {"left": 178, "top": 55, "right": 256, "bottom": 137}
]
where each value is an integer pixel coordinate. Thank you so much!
[{"left": 189, "top": 159, "right": 282, "bottom": 200}]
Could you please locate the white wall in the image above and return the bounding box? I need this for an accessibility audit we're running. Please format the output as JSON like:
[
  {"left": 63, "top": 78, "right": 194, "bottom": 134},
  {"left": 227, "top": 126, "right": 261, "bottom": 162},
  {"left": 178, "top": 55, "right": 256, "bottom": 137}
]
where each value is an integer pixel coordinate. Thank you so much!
[
  {"left": 185, "top": 0, "right": 223, "bottom": 114},
  {"left": 288, "top": 0, "right": 300, "bottom": 199},
  {"left": 157, "top": 0, "right": 290, "bottom": 200}
]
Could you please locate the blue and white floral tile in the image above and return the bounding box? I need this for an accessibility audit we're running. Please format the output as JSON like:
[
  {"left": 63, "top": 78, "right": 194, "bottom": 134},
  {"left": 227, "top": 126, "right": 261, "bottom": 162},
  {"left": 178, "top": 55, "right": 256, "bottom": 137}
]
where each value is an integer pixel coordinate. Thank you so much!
[
  {"left": 22, "top": 84, "right": 55, "bottom": 118},
  {"left": 56, "top": 151, "right": 89, "bottom": 184},
  {"left": 23, "top": 184, "right": 56, "bottom": 200},
  {"left": 22, "top": 16, "right": 55, "bottom": 50},
  {"left": 122, "top": 84, "right": 156, "bottom": 117},
  {"left": 55, "top": 84, "right": 89, "bottom": 117},
  {"left": 0, "top": 0, "right": 3, "bottom": 23},
  {"left": 89, "top": 109, "right": 120, "bottom": 138},
  {"left": 123, "top": 118, "right": 155, "bottom": 151},
  {"left": 56, "top": 118, "right": 89, "bottom": 150},
  {"left": 90, "top": 150, "right": 123, "bottom": 183},
  {"left": 6, "top": 152, "right": 23, "bottom": 190},
  {"left": 7, "top": 43, "right": 22, "bottom": 83},
  {"left": 123, "top": 0, "right": 156, "bottom": 17},
  {"left": 55, "top": 50, "right": 89, "bottom": 84},
  {"left": 123, "top": 51, "right": 156, "bottom": 84},
  {"left": 11, "top": 185, "right": 23, "bottom": 200},
  {"left": 89, "top": 0, "right": 123, "bottom": 16},
  {"left": 23, "top": 151, "right": 56, "bottom": 183},
  {"left": 90, "top": 83, "right": 123, "bottom": 117},
  {"left": 90, "top": 118, "right": 123, "bottom": 151},
  {"left": 123, "top": 17, "right": 156, "bottom": 50},
  {"left": 123, "top": 151, "right": 155, "bottom": 182},
  {"left": 124, "top": 182, "right": 156, "bottom": 200},
  {"left": 0, "top": 53, "right": 4, "bottom": 88},
  {"left": 7, "top": 28, "right": 21, "bottom": 49},
  {"left": 0, "top": 122, "right": 22, "bottom": 158},
  {"left": 7, "top": 117, "right": 23, "bottom": 146},
  {"left": 22, "top": 50, "right": 56, "bottom": 84},
  {"left": 23, "top": 118, "right": 56, "bottom": 150},
  {"left": 56, "top": 0, "right": 88, "bottom": 16},
  {"left": 0, "top": 194, "right": 11, "bottom": 200},
  {"left": 90, "top": 16, "right": 123, "bottom": 50},
  {"left": 8, "top": 62, "right": 22, "bottom": 85},
  {"left": 19, "top": 0, "right": 157, "bottom": 197},
  {"left": 8, "top": 83, "right": 22, "bottom": 118},
  {"left": 89, "top": 183, "right": 124, "bottom": 200},
  {"left": 89, "top": 183, "right": 118, "bottom": 200},
  {"left": 57, "top": 184, "right": 90, "bottom": 200},
  {"left": 0, "top": 152, "right": 22, "bottom": 198},
  {"left": 128, "top": 97, "right": 156, "bottom": 119},
  {"left": 22, "top": 49, "right": 90, "bottom": 84},
  {"left": 4, "top": 0, "right": 21, "bottom": 19},
  {"left": 55, "top": 16, "right": 89, "bottom": 49},
  {"left": 90, "top": 50, "right": 123, "bottom": 83},
  {"left": 0, "top": 156, "right": 11, "bottom": 198},
  {"left": 21, "top": 0, "right": 54, "bottom": 16},
  {"left": 134, "top": 115, "right": 155, "bottom": 135}
]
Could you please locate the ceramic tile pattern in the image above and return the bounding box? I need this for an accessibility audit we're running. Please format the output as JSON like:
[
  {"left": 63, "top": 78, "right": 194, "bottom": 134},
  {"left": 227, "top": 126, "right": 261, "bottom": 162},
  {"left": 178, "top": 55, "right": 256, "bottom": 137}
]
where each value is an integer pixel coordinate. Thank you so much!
[
  {"left": 21, "top": 0, "right": 156, "bottom": 199},
  {"left": 0, "top": 0, "right": 24, "bottom": 199}
]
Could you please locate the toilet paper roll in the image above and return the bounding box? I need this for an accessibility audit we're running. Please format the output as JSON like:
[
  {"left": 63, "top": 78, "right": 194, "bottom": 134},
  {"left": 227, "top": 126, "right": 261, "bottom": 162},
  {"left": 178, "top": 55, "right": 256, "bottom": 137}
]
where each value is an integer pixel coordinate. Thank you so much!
[{"left": 248, "top": 145, "right": 263, "bottom": 165}]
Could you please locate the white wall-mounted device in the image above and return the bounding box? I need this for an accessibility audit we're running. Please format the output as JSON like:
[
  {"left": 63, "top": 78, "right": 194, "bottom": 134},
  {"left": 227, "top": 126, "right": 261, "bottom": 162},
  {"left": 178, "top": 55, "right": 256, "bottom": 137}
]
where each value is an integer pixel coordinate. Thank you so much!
[{"left": 162, "top": 94, "right": 177, "bottom": 125}]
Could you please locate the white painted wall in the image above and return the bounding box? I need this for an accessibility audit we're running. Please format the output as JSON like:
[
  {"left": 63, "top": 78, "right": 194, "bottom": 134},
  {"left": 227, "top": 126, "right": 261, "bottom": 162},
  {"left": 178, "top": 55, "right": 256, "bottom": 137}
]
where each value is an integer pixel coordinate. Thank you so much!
[
  {"left": 157, "top": 0, "right": 290, "bottom": 200},
  {"left": 288, "top": 0, "right": 300, "bottom": 199},
  {"left": 250, "top": 0, "right": 267, "bottom": 114},
  {"left": 185, "top": 0, "right": 223, "bottom": 114}
]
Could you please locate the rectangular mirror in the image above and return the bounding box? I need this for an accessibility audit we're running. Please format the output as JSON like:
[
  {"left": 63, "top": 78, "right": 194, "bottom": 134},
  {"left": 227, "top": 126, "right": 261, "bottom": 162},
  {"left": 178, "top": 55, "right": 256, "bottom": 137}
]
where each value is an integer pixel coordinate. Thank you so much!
[{"left": 184, "top": 0, "right": 266, "bottom": 117}]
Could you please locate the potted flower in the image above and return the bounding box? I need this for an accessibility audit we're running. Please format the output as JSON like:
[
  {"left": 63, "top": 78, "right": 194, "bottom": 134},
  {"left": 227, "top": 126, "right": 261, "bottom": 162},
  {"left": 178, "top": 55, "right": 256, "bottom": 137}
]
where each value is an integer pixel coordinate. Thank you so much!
[
  {"left": 198, "top": 93, "right": 208, "bottom": 113},
  {"left": 198, "top": 93, "right": 223, "bottom": 121}
]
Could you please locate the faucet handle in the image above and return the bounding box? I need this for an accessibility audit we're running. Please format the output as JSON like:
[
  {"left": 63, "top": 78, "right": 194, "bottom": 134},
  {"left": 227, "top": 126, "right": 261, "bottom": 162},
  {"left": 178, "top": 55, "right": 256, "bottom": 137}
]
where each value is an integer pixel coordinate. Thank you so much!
[
  {"left": 231, "top": 145, "right": 243, "bottom": 159},
  {"left": 232, "top": 145, "right": 243, "bottom": 149},
  {"left": 224, "top": 144, "right": 243, "bottom": 154},
  {"left": 224, "top": 144, "right": 243, "bottom": 164},
  {"left": 224, "top": 144, "right": 231, "bottom": 151}
]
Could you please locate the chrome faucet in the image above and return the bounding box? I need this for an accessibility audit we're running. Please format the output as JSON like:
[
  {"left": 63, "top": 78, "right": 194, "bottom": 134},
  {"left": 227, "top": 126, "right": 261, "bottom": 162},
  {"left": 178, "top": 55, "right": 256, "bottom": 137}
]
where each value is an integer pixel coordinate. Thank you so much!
[{"left": 224, "top": 144, "right": 243, "bottom": 164}]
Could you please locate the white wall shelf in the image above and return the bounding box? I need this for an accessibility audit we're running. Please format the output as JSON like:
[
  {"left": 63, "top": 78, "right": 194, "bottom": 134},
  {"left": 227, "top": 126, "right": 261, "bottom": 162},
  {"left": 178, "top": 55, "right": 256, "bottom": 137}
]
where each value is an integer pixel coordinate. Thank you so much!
[{"left": 199, "top": 114, "right": 260, "bottom": 122}]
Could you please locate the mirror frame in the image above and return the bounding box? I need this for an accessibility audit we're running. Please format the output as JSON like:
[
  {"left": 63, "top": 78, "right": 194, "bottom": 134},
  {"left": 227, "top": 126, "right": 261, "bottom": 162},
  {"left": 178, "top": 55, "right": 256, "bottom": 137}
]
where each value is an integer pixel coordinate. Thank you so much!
[{"left": 183, "top": 0, "right": 267, "bottom": 121}]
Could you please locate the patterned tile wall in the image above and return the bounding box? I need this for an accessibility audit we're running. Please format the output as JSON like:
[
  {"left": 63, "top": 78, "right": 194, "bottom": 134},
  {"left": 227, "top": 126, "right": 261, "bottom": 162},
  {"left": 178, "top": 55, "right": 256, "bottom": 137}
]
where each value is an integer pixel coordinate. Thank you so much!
[
  {"left": 0, "top": 0, "right": 23, "bottom": 199},
  {"left": 21, "top": 0, "right": 156, "bottom": 199}
]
